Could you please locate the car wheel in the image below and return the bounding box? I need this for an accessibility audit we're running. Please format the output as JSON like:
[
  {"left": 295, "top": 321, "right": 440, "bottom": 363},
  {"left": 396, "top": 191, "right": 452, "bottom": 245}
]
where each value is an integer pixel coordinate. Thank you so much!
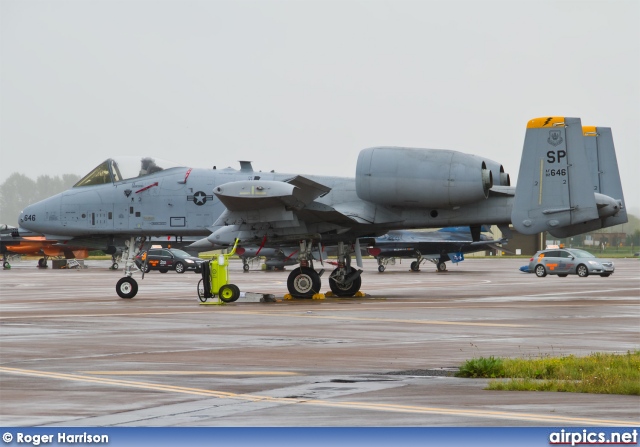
[
  {"left": 174, "top": 262, "right": 185, "bottom": 274},
  {"left": 535, "top": 264, "right": 547, "bottom": 277},
  {"left": 576, "top": 264, "right": 589, "bottom": 277},
  {"left": 143, "top": 264, "right": 151, "bottom": 273}
]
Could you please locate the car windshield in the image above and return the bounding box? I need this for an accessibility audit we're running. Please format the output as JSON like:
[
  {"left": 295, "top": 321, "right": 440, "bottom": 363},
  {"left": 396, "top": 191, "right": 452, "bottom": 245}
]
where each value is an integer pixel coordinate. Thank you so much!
[
  {"left": 73, "top": 157, "right": 185, "bottom": 187},
  {"left": 170, "top": 249, "right": 193, "bottom": 258},
  {"left": 568, "top": 249, "right": 596, "bottom": 258}
]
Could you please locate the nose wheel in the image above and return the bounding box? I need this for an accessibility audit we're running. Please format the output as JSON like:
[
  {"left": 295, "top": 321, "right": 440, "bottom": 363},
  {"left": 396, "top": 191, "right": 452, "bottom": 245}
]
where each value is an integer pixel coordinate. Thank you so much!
[{"left": 116, "top": 277, "right": 138, "bottom": 298}]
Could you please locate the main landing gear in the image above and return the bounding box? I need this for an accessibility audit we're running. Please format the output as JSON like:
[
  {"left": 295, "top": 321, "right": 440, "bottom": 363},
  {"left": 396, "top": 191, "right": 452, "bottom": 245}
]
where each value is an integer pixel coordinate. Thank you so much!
[
  {"left": 286, "top": 240, "right": 363, "bottom": 298},
  {"left": 116, "top": 236, "right": 145, "bottom": 299}
]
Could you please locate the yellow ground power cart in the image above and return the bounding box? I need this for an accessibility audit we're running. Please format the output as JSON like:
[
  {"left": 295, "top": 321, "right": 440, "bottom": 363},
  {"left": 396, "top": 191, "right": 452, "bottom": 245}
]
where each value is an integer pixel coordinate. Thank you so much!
[{"left": 198, "top": 239, "right": 241, "bottom": 303}]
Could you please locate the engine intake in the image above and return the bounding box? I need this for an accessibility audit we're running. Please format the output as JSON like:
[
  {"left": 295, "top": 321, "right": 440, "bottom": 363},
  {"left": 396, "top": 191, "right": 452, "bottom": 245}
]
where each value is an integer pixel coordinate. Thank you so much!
[{"left": 355, "top": 147, "right": 494, "bottom": 208}]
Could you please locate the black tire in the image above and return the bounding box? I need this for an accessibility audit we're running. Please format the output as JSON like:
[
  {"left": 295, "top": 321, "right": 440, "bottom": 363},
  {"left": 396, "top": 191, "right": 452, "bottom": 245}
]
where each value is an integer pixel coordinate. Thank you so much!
[
  {"left": 600, "top": 273, "right": 611, "bottom": 277},
  {"left": 576, "top": 264, "right": 589, "bottom": 277},
  {"left": 243, "top": 264, "right": 250, "bottom": 272},
  {"left": 287, "top": 267, "right": 321, "bottom": 298},
  {"left": 143, "top": 264, "right": 151, "bottom": 273},
  {"left": 112, "top": 262, "right": 119, "bottom": 270},
  {"left": 159, "top": 269, "right": 168, "bottom": 273},
  {"left": 329, "top": 267, "right": 362, "bottom": 297},
  {"left": 219, "top": 283, "right": 240, "bottom": 303},
  {"left": 197, "top": 279, "right": 207, "bottom": 302},
  {"left": 378, "top": 265, "right": 385, "bottom": 273},
  {"left": 38, "top": 258, "right": 48, "bottom": 268},
  {"left": 410, "top": 261, "right": 420, "bottom": 272},
  {"left": 174, "top": 262, "right": 185, "bottom": 274},
  {"left": 3, "top": 261, "right": 10, "bottom": 269},
  {"left": 229, "top": 284, "right": 240, "bottom": 300},
  {"left": 558, "top": 274, "right": 568, "bottom": 277},
  {"left": 437, "top": 262, "right": 447, "bottom": 272},
  {"left": 535, "top": 264, "right": 547, "bottom": 277},
  {"left": 116, "top": 277, "right": 138, "bottom": 299}
]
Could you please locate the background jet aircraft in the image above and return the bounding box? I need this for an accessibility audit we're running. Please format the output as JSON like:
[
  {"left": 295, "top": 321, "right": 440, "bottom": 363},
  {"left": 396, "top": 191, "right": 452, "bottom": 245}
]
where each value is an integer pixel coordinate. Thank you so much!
[
  {"left": 1, "top": 225, "right": 89, "bottom": 269},
  {"left": 17, "top": 117, "right": 627, "bottom": 299},
  {"left": 367, "top": 227, "right": 503, "bottom": 273}
]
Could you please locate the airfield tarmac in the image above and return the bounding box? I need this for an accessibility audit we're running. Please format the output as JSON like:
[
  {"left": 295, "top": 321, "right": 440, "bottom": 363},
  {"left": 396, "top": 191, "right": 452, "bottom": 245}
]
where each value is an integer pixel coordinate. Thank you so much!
[{"left": 0, "top": 257, "right": 638, "bottom": 427}]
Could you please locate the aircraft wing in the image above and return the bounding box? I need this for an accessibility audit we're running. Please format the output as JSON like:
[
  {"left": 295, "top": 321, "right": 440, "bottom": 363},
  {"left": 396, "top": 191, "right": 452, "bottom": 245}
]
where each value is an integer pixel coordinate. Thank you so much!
[{"left": 211, "top": 177, "right": 403, "bottom": 244}]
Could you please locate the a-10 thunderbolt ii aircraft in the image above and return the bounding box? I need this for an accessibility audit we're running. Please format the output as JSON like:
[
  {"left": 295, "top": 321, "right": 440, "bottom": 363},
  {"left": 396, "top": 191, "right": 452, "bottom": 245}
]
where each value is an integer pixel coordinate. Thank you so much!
[{"left": 17, "top": 117, "right": 627, "bottom": 298}]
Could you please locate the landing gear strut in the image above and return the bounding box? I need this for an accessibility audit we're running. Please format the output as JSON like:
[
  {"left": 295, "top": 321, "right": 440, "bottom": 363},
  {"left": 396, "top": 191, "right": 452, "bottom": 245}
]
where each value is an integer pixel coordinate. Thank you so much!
[
  {"left": 115, "top": 236, "right": 145, "bottom": 299},
  {"left": 328, "top": 242, "right": 363, "bottom": 297},
  {"left": 284, "top": 240, "right": 363, "bottom": 298}
]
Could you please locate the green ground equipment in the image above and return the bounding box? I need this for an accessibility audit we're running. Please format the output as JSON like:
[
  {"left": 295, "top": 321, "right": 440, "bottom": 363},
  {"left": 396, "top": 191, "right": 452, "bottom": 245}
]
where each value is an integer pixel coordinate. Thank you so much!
[{"left": 198, "top": 239, "right": 241, "bottom": 304}]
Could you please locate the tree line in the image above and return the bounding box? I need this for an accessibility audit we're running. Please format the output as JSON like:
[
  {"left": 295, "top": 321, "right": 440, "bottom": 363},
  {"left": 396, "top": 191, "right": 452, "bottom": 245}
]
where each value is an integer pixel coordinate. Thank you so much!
[{"left": 0, "top": 173, "right": 80, "bottom": 227}]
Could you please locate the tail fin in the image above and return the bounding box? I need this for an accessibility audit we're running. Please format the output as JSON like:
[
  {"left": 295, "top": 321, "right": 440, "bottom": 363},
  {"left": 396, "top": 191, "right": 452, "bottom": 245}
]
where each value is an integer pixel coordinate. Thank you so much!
[
  {"left": 582, "top": 126, "right": 627, "bottom": 229},
  {"left": 512, "top": 117, "right": 626, "bottom": 238}
]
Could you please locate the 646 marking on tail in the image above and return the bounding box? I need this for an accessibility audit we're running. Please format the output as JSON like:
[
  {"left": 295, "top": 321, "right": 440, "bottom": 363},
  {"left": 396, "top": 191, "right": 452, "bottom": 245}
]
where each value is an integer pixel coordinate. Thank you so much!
[{"left": 545, "top": 168, "right": 567, "bottom": 177}]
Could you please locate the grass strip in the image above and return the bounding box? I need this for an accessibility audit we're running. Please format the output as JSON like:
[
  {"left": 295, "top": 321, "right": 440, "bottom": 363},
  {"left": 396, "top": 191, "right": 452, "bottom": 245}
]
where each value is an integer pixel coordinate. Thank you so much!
[{"left": 456, "top": 351, "right": 640, "bottom": 395}]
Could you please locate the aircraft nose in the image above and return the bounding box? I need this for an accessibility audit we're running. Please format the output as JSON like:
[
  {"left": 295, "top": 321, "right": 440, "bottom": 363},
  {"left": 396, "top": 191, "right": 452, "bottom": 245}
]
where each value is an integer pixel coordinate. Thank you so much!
[{"left": 19, "top": 195, "right": 61, "bottom": 232}]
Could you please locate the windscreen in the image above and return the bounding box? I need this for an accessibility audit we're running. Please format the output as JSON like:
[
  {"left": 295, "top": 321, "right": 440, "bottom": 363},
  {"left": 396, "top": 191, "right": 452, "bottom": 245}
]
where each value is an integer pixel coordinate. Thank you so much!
[{"left": 74, "top": 157, "right": 185, "bottom": 187}]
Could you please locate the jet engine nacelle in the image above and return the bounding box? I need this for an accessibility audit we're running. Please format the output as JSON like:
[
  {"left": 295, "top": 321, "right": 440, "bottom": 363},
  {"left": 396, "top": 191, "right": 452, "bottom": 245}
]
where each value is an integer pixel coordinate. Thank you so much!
[{"left": 355, "top": 147, "right": 493, "bottom": 208}]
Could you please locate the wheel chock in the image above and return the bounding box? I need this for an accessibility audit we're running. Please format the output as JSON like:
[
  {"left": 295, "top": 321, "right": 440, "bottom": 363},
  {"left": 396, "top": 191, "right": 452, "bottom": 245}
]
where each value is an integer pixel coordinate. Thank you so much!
[
  {"left": 199, "top": 298, "right": 226, "bottom": 306},
  {"left": 312, "top": 293, "right": 325, "bottom": 300}
]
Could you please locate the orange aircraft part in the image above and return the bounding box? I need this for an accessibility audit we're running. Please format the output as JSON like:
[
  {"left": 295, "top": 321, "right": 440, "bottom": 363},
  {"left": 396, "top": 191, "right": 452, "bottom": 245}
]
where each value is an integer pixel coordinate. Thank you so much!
[{"left": 4, "top": 241, "right": 89, "bottom": 259}]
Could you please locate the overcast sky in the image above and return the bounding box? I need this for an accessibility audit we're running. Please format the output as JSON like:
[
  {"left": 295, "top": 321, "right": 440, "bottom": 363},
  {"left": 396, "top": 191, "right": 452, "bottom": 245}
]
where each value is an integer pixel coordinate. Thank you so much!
[{"left": 1, "top": 0, "right": 638, "bottom": 214}]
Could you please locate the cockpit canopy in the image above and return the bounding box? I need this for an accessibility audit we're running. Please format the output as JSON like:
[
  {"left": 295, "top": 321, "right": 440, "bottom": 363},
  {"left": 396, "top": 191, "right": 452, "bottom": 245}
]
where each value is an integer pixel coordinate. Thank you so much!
[{"left": 73, "top": 157, "right": 185, "bottom": 187}]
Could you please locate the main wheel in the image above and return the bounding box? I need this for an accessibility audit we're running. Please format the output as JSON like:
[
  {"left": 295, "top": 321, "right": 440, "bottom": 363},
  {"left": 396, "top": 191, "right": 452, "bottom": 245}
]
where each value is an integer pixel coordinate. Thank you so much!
[
  {"left": 112, "top": 262, "right": 119, "bottom": 270},
  {"left": 116, "top": 277, "right": 138, "bottom": 299},
  {"left": 535, "top": 264, "right": 547, "bottom": 277},
  {"left": 329, "top": 267, "right": 362, "bottom": 297},
  {"left": 437, "top": 262, "right": 447, "bottom": 272},
  {"left": 576, "top": 264, "right": 589, "bottom": 277},
  {"left": 174, "top": 262, "right": 185, "bottom": 273},
  {"left": 410, "top": 261, "right": 420, "bottom": 272},
  {"left": 197, "top": 279, "right": 207, "bottom": 302},
  {"left": 243, "top": 264, "right": 250, "bottom": 272},
  {"left": 38, "top": 258, "right": 48, "bottom": 268},
  {"left": 219, "top": 283, "right": 240, "bottom": 303},
  {"left": 287, "top": 267, "right": 321, "bottom": 298},
  {"left": 3, "top": 261, "right": 10, "bottom": 269},
  {"left": 378, "top": 265, "right": 385, "bottom": 273}
]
